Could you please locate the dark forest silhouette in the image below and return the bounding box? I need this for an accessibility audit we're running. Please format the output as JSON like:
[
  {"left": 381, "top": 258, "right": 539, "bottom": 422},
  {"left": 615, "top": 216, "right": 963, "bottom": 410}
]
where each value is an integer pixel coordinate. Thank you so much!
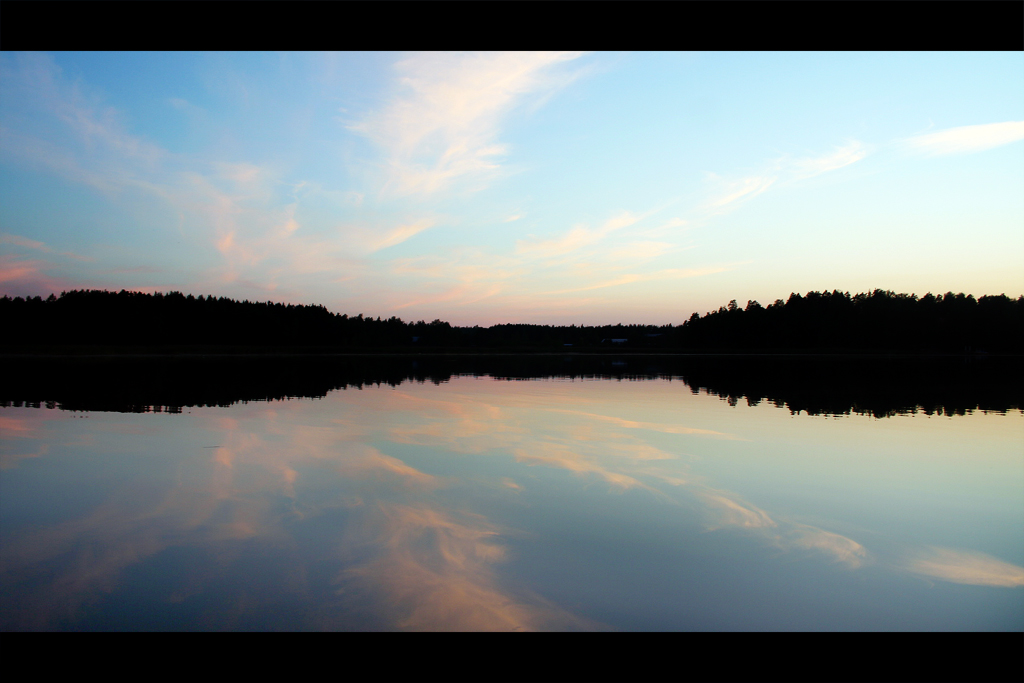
[
  {"left": 3, "top": 355, "right": 1021, "bottom": 418},
  {"left": 1, "top": 287, "right": 1022, "bottom": 353}
]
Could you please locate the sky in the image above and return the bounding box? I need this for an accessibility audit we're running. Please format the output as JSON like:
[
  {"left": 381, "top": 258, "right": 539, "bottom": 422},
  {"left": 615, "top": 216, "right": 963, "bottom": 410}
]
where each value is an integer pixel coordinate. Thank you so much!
[{"left": 0, "top": 51, "right": 1021, "bottom": 325}]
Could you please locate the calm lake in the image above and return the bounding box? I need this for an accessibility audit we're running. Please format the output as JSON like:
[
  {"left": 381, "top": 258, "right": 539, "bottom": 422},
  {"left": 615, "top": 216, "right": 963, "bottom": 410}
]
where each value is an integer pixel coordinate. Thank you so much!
[{"left": 1, "top": 356, "right": 1022, "bottom": 631}]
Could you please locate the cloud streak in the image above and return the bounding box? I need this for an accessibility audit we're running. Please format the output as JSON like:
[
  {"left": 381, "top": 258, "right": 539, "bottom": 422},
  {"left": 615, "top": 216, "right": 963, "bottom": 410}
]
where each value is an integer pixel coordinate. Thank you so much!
[
  {"left": 904, "top": 121, "right": 1024, "bottom": 156},
  {"left": 1, "top": 233, "right": 91, "bottom": 261},
  {"left": 545, "top": 266, "right": 731, "bottom": 295},
  {"left": 517, "top": 211, "right": 644, "bottom": 259},
  {"left": 703, "top": 140, "right": 868, "bottom": 215},
  {"left": 906, "top": 547, "right": 1024, "bottom": 587},
  {"left": 350, "top": 52, "right": 585, "bottom": 196}
]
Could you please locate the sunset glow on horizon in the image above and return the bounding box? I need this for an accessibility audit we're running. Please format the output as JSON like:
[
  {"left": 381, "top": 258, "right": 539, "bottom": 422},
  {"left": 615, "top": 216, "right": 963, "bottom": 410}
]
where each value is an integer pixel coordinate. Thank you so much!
[{"left": 1, "top": 51, "right": 1022, "bottom": 325}]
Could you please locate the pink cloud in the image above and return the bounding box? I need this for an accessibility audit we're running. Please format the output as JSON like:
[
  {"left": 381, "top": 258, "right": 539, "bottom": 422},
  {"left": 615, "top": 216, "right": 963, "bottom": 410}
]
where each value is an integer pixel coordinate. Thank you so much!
[{"left": 0, "top": 255, "right": 87, "bottom": 297}]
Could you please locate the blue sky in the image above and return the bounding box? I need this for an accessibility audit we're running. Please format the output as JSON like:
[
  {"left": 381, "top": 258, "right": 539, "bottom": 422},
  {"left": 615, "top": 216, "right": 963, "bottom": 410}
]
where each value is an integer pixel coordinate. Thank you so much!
[{"left": 1, "top": 51, "right": 1021, "bottom": 325}]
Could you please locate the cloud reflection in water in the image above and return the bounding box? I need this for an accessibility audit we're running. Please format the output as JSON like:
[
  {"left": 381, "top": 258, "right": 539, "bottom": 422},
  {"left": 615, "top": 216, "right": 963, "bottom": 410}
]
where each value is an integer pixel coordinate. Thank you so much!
[{"left": 1, "top": 376, "right": 1021, "bottom": 631}]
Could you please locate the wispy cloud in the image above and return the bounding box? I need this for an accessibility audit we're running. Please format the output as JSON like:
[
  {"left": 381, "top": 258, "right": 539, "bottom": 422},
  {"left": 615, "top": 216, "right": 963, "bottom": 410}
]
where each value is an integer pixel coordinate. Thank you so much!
[
  {"left": 0, "top": 52, "right": 732, "bottom": 319},
  {"left": 705, "top": 174, "right": 777, "bottom": 211},
  {"left": 366, "top": 219, "right": 435, "bottom": 253},
  {"left": 372, "top": 208, "right": 728, "bottom": 321},
  {"left": 0, "top": 124, "right": 124, "bottom": 195},
  {"left": 904, "top": 121, "right": 1024, "bottom": 156},
  {"left": 785, "top": 524, "right": 868, "bottom": 568},
  {"left": 905, "top": 547, "right": 1024, "bottom": 587},
  {"left": 0, "top": 254, "right": 79, "bottom": 295},
  {"left": 1, "top": 233, "right": 91, "bottom": 261},
  {"left": 1, "top": 234, "right": 49, "bottom": 251},
  {"left": 642, "top": 217, "right": 688, "bottom": 238},
  {"left": 789, "top": 141, "right": 869, "bottom": 179},
  {"left": 350, "top": 52, "right": 585, "bottom": 196},
  {"left": 392, "top": 282, "right": 504, "bottom": 311},
  {"left": 702, "top": 140, "right": 868, "bottom": 215},
  {"left": 545, "top": 266, "right": 732, "bottom": 295},
  {"left": 1, "top": 54, "right": 367, "bottom": 299},
  {"left": 517, "top": 211, "right": 644, "bottom": 259},
  {"left": 1, "top": 53, "right": 165, "bottom": 188}
]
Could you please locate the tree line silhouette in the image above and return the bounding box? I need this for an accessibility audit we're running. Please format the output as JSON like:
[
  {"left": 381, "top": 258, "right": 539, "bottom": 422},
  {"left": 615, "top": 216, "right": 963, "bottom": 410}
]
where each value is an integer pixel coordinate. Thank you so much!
[
  {"left": 679, "top": 289, "right": 1023, "bottom": 353},
  {"left": 3, "top": 354, "right": 1020, "bottom": 418},
  {"left": 1, "top": 287, "right": 1021, "bottom": 353}
]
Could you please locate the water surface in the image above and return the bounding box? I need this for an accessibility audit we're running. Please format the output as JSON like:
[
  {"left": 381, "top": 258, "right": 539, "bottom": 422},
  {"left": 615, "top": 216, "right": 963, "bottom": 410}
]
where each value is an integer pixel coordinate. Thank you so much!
[{"left": 2, "top": 356, "right": 1021, "bottom": 631}]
